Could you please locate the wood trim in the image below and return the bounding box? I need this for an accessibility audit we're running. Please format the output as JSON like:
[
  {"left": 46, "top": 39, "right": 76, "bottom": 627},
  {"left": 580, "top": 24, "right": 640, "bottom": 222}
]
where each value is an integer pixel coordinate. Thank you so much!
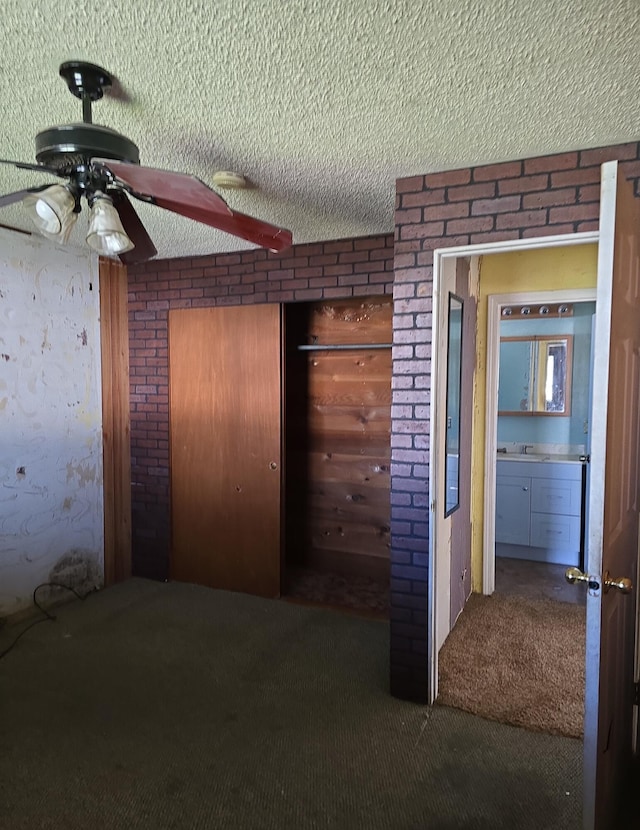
[{"left": 99, "top": 257, "right": 132, "bottom": 585}]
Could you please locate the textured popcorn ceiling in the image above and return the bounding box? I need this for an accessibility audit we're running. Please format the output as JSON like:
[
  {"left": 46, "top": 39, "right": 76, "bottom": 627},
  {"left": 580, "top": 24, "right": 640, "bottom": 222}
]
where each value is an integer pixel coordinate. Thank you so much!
[{"left": 0, "top": 0, "right": 638, "bottom": 259}]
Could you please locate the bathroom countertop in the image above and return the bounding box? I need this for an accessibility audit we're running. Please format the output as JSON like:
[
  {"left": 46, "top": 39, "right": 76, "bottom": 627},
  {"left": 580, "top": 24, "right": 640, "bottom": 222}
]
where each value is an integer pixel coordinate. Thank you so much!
[{"left": 496, "top": 452, "right": 586, "bottom": 464}]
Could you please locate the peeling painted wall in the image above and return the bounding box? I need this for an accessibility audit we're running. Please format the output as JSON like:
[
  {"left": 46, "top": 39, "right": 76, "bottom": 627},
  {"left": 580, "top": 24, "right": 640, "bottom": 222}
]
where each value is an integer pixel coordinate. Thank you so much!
[{"left": 0, "top": 229, "right": 103, "bottom": 616}]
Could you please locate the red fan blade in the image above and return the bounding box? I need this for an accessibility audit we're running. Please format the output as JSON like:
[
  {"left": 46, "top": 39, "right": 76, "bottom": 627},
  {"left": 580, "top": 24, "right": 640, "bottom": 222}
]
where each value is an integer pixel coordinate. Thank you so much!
[
  {"left": 148, "top": 196, "right": 293, "bottom": 253},
  {"left": 94, "top": 159, "right": 230, "bottom": 214},
  {"left": 94, "top": 159, "right": 292, "bottom": 253},
  {"left": 110, "top": 190, "right": 158, "bottom": 264},
  {"left": 0, "top": 184, "right": 53, "bottom": 208}
]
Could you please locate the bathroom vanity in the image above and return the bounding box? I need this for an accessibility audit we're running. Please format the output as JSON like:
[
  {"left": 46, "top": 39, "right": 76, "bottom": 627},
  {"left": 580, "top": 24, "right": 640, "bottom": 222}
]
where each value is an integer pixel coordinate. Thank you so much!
[{"left": 495, "top": 456, "right": 585, "bottom": 566}]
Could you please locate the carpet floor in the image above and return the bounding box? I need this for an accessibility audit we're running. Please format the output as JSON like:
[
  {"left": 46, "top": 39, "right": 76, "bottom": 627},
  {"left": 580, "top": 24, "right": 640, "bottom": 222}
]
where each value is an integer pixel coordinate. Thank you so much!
[
  {"left": 0, "top": 578, "right": 583, "bottom": 829},
  {"left": 437, "top": 593, "right": 585, "bottom": 738}
]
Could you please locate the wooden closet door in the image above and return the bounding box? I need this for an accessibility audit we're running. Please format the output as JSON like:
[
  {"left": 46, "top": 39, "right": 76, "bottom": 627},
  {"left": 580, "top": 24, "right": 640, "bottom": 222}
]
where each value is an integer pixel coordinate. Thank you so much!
[{"left": 169, "top": 305, "right": 281, "bottom": 597}]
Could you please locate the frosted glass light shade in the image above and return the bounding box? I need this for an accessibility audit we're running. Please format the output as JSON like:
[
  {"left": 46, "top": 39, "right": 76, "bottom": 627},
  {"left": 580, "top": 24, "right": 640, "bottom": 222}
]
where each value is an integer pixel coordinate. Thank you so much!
[
  {"left": 86, "top": 195, "right": 134, "bottom": 256},
  {"left": 23, "top": 185, "right": 76, "bottom": 236}
]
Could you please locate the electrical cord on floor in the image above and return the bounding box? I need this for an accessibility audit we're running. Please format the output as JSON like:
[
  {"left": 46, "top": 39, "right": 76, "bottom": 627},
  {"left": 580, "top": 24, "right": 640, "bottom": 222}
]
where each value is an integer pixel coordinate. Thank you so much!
[{"left": 0, "top": 582, "right": 94, "bottom": 661}]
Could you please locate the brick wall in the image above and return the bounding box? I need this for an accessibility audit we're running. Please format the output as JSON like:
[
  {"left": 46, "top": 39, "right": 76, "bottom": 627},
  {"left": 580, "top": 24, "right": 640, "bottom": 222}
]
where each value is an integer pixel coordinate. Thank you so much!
[
  {"left": 128, "top": 142, "right": 640, "bottom": 704},
  {"left": 390, "top": 142, "right": 640, "bottom": 701},
  {"left": 127, "top": 236, "right": 394, "bottom": 580}
]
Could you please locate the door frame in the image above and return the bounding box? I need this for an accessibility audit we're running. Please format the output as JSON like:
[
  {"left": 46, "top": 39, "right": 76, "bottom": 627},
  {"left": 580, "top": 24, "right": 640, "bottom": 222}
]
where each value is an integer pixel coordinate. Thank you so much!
[{"left": 429, "top": 231, "right": 598, "bottom": 702}]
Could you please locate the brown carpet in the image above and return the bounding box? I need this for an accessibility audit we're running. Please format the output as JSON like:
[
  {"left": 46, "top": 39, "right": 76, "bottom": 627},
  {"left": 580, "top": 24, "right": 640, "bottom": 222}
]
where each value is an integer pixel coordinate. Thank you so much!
[{"left": 437, "top": 592, "right": 585, "bottom": 738}]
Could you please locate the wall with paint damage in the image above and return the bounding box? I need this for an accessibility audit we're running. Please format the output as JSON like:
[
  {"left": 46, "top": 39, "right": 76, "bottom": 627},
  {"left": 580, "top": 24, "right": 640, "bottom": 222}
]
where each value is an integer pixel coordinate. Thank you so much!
[{"left": 0, "top": 228, "right": 103, "bottom": 617}]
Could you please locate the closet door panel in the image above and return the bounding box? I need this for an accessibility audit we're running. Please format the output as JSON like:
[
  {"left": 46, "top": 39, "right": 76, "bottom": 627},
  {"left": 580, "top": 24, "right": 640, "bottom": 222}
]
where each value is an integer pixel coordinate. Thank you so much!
[{"left": 169, "top": 305, "right": 281, "bottom": 597}]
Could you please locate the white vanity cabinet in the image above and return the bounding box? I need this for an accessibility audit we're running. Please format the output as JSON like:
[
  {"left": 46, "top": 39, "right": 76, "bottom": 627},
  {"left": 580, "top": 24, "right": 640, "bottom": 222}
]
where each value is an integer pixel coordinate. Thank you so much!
[{"left": 495, "top": 458, "right": 584, "bottom": 566}]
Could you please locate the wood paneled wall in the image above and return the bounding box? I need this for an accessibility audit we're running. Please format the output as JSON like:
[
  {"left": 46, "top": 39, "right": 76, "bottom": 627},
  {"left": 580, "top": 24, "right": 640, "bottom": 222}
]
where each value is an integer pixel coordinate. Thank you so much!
[
  {"left": 99, "top": 257, "right": 132, "bottom": 585},
  {"left": 286, "top": 298, "right": 392, "bottom": 579}
]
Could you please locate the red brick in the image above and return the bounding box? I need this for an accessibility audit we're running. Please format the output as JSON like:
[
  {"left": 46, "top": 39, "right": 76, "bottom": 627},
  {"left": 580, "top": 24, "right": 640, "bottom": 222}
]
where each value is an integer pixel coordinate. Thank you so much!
[
  {"left": 522, "top": 188, "right": 576, "bottom": 209},
  {"left": 498, "top": 174, "right": 549, "bottom": 195},
  {"left": 470, "top": 230, "right": 520, "bottom": 244},
  {"left": 309, "top": 276, "right": 339, "bottom": 288},
  {"left": 309, "top": 254, "right": 338, "bottom": 266},
  {"left": 551, "top": 167, "right": 600, "bottom": 188},
  {"left": 424, "top": 202, "right": 469, "bottom": 221},
  {"left": 396, "top": 239, "right": 422, "bottom": 256},
  {"left": 296, "top": 267, "right": 324, "bottom": 279},
  {"left": 447, "top": 182, "right": 496, "bottom": 202},
  {"left": 339, "top": 250, "right": 370, "bottom": 264},
  {"left": 395, "top": 208, "right": 423, "bottom": 224},
  {"left": 323, "top": 240, "right": 354, "bottom": 254},
  {"left": 424, "top": 168, "right": 471, "bottom": 188},
  {"left": 580, "top": 143, "right": 638, "bottom": 167},
  {"left": 354, "top": 235, "right": 392, "bottom": 250},
  {"left": 473, "top": 160, "right": 522, "bottom": 182},
  {"left": 395, "top": 253, "right": 417, "bottom": 269},
  {"left": 577, "top": 220, "right": 600, "bottom": 233},
  {"left": 399, "top": 222, "right": 445, "bottom": 240},
  {"left": 496, "top": 209, "right": 547, "bottom": 230},
  {"left": 416, "top": 251, "right": 435, "bottom": 267},
  {"left": 396, "top": 175, "right": 425, "bottom": 193},
  {"left": 294, "top": 289, "right": 324, "bottom": 300},
  {"left": 203, "top": 266, "right": 229, "bottom": 277},
  {"left": 446, "top": 216, "right": 494, "bottom": 234},
  {"left": 472, "top": 195, "right": 522, "bottom": 215},
  {"left": 338, "top": 274, "right": 368, "bottom": 286},
  {"left": 400, "top": 189, "right": 446, "bottom": 209},
  {"left": 524, "top": 152, "right": 579, "bottom": 174},
  {"left": 578, "top": 184, "right": 601, "bottom": 203},
  {"left": 280, "top": 256, "right": 309, "bottom": 268},
  {"left": 354, "top": 260, "right": 386, "bottom": 274},
  {"left": 324, "top": 264, "right": 353, "bottom": 277},
  {"left": 549, "top": 204, "right": 599, "bottom": 224},
  {"left": 522, "top": 223, "right": 575, "bottom": 238},
  {"left": 267, "top": 290, "right": 295, "bottom": 302}
]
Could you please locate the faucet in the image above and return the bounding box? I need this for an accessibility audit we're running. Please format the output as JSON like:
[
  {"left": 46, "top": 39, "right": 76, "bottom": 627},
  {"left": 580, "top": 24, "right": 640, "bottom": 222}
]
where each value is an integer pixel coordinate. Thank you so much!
[{"left": 521, "top": 444, "right": 534, "bottom": 455}]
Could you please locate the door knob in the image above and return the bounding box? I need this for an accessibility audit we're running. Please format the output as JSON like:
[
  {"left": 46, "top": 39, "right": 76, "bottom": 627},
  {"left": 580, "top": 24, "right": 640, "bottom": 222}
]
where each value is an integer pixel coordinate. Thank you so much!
[
  {"left": 564, "top": 567, "right": 599, "bottom": 591},
  {"left": 603, "top": 571, "right": 633, "bottom": 594}
]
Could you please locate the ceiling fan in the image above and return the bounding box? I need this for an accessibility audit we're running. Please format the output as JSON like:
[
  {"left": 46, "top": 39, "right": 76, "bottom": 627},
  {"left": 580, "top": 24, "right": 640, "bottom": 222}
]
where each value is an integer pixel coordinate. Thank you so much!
[{"left": 0, "top": 61, "right": 293, "bottom": 264}]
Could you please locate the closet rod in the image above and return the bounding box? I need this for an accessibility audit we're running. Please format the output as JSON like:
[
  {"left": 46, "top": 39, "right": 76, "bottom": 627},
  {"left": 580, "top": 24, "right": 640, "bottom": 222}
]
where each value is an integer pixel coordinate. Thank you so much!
[{"left": 297, "top": 343, "right": 392, "bottom": 351}]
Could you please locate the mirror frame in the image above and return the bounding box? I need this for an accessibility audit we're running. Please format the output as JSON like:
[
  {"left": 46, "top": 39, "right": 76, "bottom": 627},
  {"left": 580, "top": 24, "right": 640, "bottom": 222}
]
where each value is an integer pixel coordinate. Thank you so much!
[
  {"left": 444, "top": 293, "right": 463, "bottom": 517},
  {"left": 498, "top": 334, "right": 573, "bottom": 416}
]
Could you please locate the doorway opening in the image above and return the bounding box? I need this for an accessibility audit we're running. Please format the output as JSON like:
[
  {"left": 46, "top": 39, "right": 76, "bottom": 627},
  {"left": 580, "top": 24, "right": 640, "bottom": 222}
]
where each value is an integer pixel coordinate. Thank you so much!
[
  {"left": 429, "top": 235, "right": 599, "bottom": 707},
  {"left": 282, "top": 296, "right": 393, "bottom": 618},
  {"left": 433, "top": 243, "right": 598, "bottom": 740}
]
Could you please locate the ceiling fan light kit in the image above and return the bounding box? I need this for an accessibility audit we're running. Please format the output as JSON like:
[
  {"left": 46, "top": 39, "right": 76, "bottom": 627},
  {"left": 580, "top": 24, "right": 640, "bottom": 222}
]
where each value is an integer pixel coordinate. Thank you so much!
[
  {"left": 86, "top": 192, "right": 135, "bottom": 256},
  {"left": 0, "top": 61, "right": 292, "bottom": 263}
]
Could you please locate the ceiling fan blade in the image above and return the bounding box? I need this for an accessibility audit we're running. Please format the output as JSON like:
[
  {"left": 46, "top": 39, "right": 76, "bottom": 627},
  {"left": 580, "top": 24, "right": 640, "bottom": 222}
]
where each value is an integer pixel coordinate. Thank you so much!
[
  {"left": 93, "top": 159, "right": 230, "bottom": 215},
  {"left": 110, "top": 189, "right": 158, "bottom": 264},
  {"left": 94, "top": 158, "right": 292, "bottom": 252},
  {"left": 0, "top": 158, "right": 63, "bottom": 177},
  {"left": 0, "top": 183, "right": 53, "bottom": 208},
  {"left": 151, "top": 196, "right": 293, "bottom": 253}
]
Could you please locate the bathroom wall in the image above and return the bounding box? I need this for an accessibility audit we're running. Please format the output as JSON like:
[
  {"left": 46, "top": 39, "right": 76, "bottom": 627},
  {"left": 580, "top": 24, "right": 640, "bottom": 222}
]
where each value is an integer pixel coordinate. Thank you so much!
[
  {"left": 0, "top": 228, "right": 103, "bottom": 617},
  {"left": 497, "top": 301, "right": 596, "bottom": 448}
]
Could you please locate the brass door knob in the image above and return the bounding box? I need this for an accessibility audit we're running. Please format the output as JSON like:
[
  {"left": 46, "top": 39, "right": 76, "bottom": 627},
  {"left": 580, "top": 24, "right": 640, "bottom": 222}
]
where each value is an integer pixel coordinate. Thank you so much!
[
  {"left": 564, "top": 567, "right": 599, "bottom": 591},
  {"left": 565, "top": 567, "right": 589, "bottom": 586},
  {"left": 603, "top": 571, "right": 633, "bottom": 594}
]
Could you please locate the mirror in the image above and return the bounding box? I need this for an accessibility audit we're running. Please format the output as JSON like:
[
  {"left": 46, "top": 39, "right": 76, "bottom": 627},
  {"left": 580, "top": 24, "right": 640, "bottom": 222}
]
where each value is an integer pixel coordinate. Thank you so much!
[
  {"left": 498, "top": 335, "right": 573, "bottom": 415},
  {"left": 445, "top": 294, "right": 463, "bottom": 516}
]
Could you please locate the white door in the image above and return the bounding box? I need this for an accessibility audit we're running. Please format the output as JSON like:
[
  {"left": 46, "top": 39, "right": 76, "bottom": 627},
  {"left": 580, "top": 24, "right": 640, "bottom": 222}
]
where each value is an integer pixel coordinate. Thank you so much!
[{"left": 580, "top": 160, "right": 640, "bottom": 829}]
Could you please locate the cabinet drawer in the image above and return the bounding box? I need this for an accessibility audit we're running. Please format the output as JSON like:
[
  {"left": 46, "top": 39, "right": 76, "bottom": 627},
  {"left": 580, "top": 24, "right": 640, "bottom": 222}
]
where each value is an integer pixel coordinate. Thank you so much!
[
  {"left": 531, "top": 478, "right": 581, "bottom": 516},
  {"left": 530, "top": 512, "right": 581, "bottom": 551}
]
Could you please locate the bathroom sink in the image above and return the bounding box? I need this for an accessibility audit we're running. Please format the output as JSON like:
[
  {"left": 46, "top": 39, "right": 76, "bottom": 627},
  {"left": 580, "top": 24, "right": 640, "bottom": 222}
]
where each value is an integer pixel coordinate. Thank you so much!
[{"left": 497, "top": 452, "right": 550, "bottom": 462}]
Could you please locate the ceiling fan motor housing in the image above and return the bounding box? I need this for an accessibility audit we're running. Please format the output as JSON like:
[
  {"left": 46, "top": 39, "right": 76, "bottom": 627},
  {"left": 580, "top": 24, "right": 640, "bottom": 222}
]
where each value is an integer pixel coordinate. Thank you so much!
[{"left": 35, "top": 123, "right": 140, "bottom": 171}]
